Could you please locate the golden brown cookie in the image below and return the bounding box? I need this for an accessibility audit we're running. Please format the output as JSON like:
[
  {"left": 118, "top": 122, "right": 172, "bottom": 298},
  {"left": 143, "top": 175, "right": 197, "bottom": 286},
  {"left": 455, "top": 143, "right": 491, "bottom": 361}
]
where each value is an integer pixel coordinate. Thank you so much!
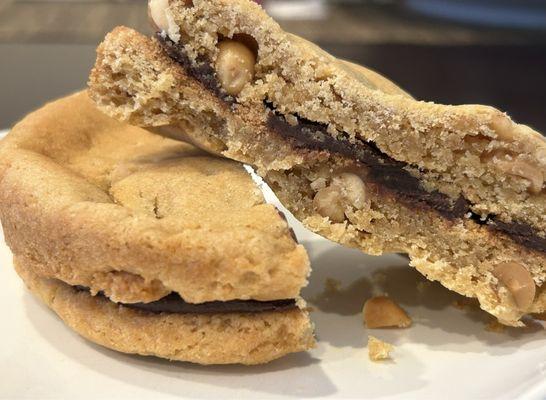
[
  {"left": 87, "top": 1, "right": 545, "bottom": 326},
  {"left": 0, "top": 92, "right": 314, "bottom": 364}
]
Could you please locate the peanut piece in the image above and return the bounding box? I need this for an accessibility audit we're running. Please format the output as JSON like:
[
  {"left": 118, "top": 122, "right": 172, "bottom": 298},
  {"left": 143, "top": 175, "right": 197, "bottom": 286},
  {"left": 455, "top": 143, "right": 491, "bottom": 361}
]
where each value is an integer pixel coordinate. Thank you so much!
[
  {"left": 490, "top": 114, "right": 516, "bottom": 142},
  {"left": 313, "top": 185, "right": 345, "bottom": 223},
  {"left": 148, "top": 0, "right": 180, "bottom": 42},
  {"left": 310, "top": 177, "right": 327, "bottom": 191},
  {"left": 363, "top": 296, "right": 412, "bottom": 328},
  {"left": 493, "top": 262, "right": 536, "bottom": 310},
  {"left": 313, "top": 172, "right": 368, "bottom": 223},
  {"left": 495, "top": 157, "right": 544, "bottom": 194},
  {"left": 332, "top": 172, "right": 368, "bottom": 210},
  {"left": 508, "top": 160, "right": 544, "bottom": 193},
  {"left": 215, "top": 40, "right": 256, "bottom": 96},
  {"left": 490, "top": 113, "right": 545, "bottom": 141},
  {"left": 487, "top": 115, "right": 545, "bottom": 193},
  {"left": 368, "top": 336, "right": 394, "bottom": 362}
]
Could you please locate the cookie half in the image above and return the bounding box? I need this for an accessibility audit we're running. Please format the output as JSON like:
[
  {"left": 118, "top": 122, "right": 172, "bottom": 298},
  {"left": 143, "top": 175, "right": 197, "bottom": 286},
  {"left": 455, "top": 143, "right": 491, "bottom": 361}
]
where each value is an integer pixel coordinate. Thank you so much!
[
  {"left": 88, "top": 2, "right": 546, "bottom": 326},
  {"left": 0, "top": 92, "right": 314, "bottom": 364}
]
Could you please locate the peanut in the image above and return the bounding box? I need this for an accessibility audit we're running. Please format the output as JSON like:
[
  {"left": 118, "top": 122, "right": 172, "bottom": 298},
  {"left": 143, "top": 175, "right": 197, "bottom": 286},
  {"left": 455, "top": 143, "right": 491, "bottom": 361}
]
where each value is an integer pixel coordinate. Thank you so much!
[
  {"left": 313, "top": 185, "right": 345, "bottom": 223},
  {"left": 363, "top": 296, "right": 412, "bottom": 328},
  {"left": 215, "top": 39, "right": 256, "bottom": 96},
  {"left": 313, "top": 172, "right": 368, "bottom": 223},
  {"left": 148, "top": 0, "right": 181, "bottom": 42},
  {"left": 492, "top": 151, "right": 544, "bottom": 194},
  {"left": 493, "top": 262, "right": 536, "bottom": 310},
  {"left": 332, "top": 172, "right": 368, "bottom": 210},
  {"left": 490, "top": 114, "right": 515, "bottom": 142}
]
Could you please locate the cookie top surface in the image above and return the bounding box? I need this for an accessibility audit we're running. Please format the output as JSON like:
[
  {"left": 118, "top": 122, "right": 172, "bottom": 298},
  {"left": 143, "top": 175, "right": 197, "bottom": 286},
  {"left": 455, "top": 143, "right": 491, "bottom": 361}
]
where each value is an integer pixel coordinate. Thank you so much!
[{"left": 0, "top": 92, "right": 309, "bottom": 303}]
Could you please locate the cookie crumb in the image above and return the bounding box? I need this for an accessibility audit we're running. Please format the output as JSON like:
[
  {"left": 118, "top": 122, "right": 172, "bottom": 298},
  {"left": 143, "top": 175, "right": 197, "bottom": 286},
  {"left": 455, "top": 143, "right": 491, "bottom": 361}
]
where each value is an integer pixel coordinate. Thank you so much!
[
  {"left": 485, "top": 319, "right": 506, "bottom": 333},
  {"left": 363, "top": 295, "right": 412, "bottom": 328},
  {"left": 367, "top": 336, "right": 393, "bottom": 361}
]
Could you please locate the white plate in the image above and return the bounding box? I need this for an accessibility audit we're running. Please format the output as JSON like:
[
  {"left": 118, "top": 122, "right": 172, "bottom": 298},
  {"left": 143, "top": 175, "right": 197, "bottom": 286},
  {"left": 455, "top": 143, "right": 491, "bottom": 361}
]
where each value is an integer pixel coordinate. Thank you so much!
[{"left": 0, "top": 128, "right": 545, "bottom": 399}]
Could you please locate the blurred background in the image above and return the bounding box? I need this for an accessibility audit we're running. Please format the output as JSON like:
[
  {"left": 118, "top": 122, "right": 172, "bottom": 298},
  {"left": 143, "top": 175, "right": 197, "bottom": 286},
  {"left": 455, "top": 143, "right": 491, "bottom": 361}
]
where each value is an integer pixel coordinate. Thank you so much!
[{"left": 1, "top": 0, "right": 545, "bottom": 132}]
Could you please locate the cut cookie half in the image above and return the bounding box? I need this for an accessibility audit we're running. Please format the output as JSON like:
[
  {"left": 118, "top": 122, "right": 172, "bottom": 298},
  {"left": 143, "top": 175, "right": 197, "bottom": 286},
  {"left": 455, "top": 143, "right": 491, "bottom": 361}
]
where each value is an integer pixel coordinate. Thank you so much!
[
  {"left": 88, "top": 1, "right": 545, "bottom": 325},
  {"left": 0, "top": 92, "right": 314, "bottom": 364}
]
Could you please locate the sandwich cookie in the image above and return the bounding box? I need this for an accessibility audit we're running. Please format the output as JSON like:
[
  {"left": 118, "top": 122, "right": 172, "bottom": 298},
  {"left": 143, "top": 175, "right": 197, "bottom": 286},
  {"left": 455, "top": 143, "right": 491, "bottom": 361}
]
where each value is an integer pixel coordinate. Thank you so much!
[{"left": 0, "top": 92, "right": 314, "bottom": 364}]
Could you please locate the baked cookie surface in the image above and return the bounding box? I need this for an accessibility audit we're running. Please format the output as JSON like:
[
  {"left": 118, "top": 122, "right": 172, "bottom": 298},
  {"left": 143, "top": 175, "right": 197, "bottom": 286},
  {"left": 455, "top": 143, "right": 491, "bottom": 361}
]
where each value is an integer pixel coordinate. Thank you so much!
[
  {"left": 0, "top": 92, "right": 314, "bottom": 364},
  {"left": 88, "top": 1, "right": 545, "bottom": 325}
]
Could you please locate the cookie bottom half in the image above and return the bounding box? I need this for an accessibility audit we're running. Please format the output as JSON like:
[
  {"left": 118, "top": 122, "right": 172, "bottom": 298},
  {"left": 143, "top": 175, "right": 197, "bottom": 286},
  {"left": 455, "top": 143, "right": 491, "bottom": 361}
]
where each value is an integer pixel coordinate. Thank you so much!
[{"left": 14, "top": 260, "right": 315, "bottom": 365}]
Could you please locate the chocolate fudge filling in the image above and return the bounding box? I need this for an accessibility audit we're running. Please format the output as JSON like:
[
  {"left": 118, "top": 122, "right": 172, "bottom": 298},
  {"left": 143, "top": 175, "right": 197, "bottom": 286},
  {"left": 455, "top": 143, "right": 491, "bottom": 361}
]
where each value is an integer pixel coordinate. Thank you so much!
[
  {"left": 267, "top": 109, "right": 546, "bottom": 253},
  {"left": 267, "top": 106, "right": 470, "bottom": 220},
  {"left": 156, "top": 34, "right": 234, "bottom": 104},
  {"left": 156, "top": 36, "right": 546, "bottom": 254},
  {"left": 74, "top": 286, "right": 297, "bottom": 314}
]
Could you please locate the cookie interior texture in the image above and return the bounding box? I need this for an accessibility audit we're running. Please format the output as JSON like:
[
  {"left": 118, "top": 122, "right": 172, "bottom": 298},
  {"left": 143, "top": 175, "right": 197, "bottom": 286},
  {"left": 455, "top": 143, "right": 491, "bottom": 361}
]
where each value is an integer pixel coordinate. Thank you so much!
[
  {"left": 0, "top": 91, "right": 315, "bottom": 363},
  {"left": 88, "top": 7, "right": 546, "bottom": 326},
  {"left": 14, "top": 260, "right": 313, "bottom": 365}
]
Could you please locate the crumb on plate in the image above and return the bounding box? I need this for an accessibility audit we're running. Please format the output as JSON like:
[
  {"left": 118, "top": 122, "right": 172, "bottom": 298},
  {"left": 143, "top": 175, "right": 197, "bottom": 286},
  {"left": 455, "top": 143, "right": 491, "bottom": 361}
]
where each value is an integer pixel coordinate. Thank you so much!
[
  {"left": 368, "top": 336, "right": 394, "bottom": 361},
  {"left": 363, "top": 295, "right": 412, "bottom": 328}
]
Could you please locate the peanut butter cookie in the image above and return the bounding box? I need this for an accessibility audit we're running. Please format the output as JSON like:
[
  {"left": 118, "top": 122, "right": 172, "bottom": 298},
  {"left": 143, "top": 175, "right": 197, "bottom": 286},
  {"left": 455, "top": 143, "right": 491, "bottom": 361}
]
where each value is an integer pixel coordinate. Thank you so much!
[
  {"left": 0, "top": 92, "right": 314, "bottom": 364},
  {"left": 88, "top": 1, "right": 545, "bottom": 326}
]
